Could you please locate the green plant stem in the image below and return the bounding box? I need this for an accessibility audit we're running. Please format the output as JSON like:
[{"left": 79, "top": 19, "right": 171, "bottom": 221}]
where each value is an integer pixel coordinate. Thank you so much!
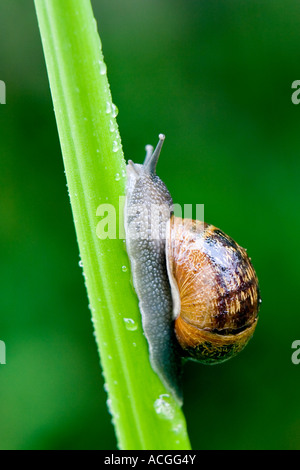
[{"left": 34, "top": 0, "right": 191, "bottom": 450}]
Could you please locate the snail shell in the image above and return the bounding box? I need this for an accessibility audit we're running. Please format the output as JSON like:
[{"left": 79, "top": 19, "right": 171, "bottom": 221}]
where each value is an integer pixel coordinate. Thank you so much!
[
  {"left": 125, "top": 135, "right": 260, "bottom": 404},
  {"left": 167, "top": 216, "right": 259, "bottom": 365}
]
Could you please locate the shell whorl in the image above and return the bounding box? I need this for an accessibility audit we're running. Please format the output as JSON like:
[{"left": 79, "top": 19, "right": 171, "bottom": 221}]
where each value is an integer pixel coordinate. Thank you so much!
[{"left": 166, "top": 216, "right": 260, "bottom": 364}]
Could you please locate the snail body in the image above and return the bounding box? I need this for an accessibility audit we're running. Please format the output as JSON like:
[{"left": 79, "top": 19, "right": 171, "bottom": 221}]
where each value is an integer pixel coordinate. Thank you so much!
[
  {"left": 124, "top": 135, "right": 260, "bottom": 404},
  {"left": 124, "top": 136, "right": 182, "bottom": 401}
]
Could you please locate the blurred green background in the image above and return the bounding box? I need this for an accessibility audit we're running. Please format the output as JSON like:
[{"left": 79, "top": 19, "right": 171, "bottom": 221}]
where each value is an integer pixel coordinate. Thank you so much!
[{"left": 1, "top": 0, "right": 300, "bottom": 450}]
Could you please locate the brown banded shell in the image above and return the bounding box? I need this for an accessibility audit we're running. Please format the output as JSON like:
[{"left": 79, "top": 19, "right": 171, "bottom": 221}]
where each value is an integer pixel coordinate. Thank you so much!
[{"left": 166, "top": 216, "right": 260, "bottom": 364}]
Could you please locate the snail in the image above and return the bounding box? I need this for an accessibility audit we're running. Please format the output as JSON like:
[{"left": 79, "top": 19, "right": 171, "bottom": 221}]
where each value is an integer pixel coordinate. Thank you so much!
[{"left": 124, "top": 134, "right": 261, "bottom": 404}]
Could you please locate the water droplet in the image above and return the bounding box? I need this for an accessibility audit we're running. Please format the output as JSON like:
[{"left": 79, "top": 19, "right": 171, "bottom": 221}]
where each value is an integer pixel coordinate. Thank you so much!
[
  {"left": 115, "top": 172, "right": 121, "bottom": 181},
  {"left": 106, "top": 101, "right": 111, "bottom": 114},
  {"left": 154, "top": 394, "right": 175, "bottom": 420},
  {"left": 99, "top": 60, "right": 107, "bottom": 75},
  {"left": 111, "top": 103, "right": 118, "bottom": 118},
  {"left": 109, "top": 120, "right": 116, "bottom": 132},
  {"left": 121, "top": 265, "right": 127, "bottom": 272},
  {"left": 123, "top": 318, "right": 138, "bottom": 331},
  {"left": 89, "top": 304, "right": 96, "bottom": 313},
  {"left": 93, "top": 18, "right": 98, "bottom": 32},
  {"left": 106, "top": 398, "right": 113, "bottom": 415},
  {"left": 172, "top": 423, "right": 183, "bottom": 434},
  {"left": 78, "top": 260, "right": 84, "bottom": 268},
  {"left": 113, "top": 141, "right": 120, "bottom": 153}
]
